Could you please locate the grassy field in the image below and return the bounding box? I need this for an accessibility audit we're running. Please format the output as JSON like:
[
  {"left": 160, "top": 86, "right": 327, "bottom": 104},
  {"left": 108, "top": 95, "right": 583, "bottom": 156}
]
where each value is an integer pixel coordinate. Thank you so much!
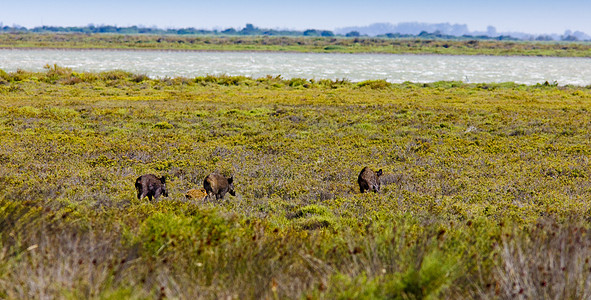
[
  {"left": 2, "top": 33, "right": 591, "bottom": 57},
  {"left": 1, "top": 66, "right": 591, "bottom": 299}
]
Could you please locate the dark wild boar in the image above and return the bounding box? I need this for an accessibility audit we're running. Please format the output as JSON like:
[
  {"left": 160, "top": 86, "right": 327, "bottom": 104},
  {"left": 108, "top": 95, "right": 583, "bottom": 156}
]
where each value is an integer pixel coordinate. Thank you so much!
[
  {"left": 357, "top": 167, "right": 383, "bottom": 193},
  {"left": 203, "top": 173, "right": 235, "bottom": 201},
  {"left": 135, "top": 174, "right": 168, "bottom": 201}
]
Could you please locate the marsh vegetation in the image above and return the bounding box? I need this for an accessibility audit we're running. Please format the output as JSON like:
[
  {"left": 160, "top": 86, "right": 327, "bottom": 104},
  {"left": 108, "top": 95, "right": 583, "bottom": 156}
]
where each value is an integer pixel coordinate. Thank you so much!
[{"left": 1, "top": 67, "right": 591, "bottom": 298}]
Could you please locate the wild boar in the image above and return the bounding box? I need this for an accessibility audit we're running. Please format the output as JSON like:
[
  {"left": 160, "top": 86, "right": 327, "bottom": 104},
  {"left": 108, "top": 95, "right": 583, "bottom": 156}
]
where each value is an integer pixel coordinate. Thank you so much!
[
  {"left": 357, "top": 167, "right": 383, "bottom": 193},
  {"left": 203, "top": 173, "right": 235, "bottom": 201},
  {"left": 135, "top": 174, "right": 168, "bottom": 201},
  {"left": 185, "top": 188, "right": 207, "bottom": 201}
]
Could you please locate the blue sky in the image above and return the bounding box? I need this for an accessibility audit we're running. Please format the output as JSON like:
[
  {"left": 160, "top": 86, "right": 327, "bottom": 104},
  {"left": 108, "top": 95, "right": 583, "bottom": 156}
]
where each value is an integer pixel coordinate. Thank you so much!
[{"left": 2, "top": 0, "right": 590, "bottom": 35}]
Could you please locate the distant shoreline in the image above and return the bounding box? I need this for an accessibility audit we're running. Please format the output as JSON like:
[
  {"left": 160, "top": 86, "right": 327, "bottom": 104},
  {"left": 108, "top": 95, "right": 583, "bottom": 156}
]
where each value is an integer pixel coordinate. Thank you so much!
[
  {"left": 1, "top": 34, "right": 590, "bottom": 57},
  {"left": 1, "top": 46, "right": 590, "bottom": 61}
]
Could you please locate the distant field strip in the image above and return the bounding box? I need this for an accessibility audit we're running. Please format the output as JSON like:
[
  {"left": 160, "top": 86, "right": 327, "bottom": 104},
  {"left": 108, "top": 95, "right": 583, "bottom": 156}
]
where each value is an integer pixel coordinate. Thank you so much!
[{"left": 1, "top": 33, "right": 591, "bottom": 57}]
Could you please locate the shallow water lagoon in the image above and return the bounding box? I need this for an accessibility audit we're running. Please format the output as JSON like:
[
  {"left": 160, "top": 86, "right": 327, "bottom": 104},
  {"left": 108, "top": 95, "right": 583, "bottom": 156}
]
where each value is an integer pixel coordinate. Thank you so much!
[{"left": 1, "top": 49, "right": 591, "bottom": 85}]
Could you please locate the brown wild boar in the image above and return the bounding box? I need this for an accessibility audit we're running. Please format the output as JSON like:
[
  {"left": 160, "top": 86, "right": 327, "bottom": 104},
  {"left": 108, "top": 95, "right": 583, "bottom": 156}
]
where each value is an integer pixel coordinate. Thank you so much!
[
  {"left": 135, "top": 174, "right": 168, "bottom": 201},
  {"left": 203, "top": 173, "right": 235, "bottom": 201},
  {"left": 185, "top": 188, "right": 207, "bottom": 201},
  {"left": 357, "top": 167, "right": 383, "bottom": 193}
]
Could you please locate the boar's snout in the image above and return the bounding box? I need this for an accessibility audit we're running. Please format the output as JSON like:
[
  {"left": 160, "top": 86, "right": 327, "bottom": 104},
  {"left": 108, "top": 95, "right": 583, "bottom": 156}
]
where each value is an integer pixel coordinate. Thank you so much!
[
  {"left": 228, "top": 176, "right": 236, "bottom": 196},
  {"left": 160, "top": 176, "right": 169, "bottom": 197}
]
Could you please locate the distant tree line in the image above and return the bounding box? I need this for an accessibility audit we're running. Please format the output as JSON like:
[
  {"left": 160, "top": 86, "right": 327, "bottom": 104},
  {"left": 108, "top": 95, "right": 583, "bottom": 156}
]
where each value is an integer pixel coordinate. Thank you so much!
[
  {"left": 378, "top": 31, "right": 520, "bottom": 41},
  {"left": 0, "top": 23, "right": 586, "bottom": 41},
  {"left": 0, "top": 24, "right": 331, "bottom": 36}
]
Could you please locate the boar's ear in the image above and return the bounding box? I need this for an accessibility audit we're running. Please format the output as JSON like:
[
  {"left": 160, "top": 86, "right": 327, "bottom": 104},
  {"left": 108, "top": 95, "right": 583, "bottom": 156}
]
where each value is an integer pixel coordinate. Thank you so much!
[
  {"left": 160, "top": 176, "right": 167, "bottom": 184},
  {"left": 376, "top": 169, "right": 383, "bottom": 177},
  {"left": 228, "top": 176, "right": 233, "bottom": 184}
]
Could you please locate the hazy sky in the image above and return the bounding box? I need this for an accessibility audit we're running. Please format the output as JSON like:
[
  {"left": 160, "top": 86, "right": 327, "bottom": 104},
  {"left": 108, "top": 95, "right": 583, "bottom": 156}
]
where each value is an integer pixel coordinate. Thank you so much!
[{"left": 2, "top": 0, "right": 590, "bottom": 35}]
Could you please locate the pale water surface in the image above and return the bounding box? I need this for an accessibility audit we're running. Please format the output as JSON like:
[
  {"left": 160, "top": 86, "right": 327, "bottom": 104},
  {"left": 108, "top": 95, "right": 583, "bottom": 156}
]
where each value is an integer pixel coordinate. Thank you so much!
[{"left": 1, "top": 49, "right": 590, "bottom": 86}]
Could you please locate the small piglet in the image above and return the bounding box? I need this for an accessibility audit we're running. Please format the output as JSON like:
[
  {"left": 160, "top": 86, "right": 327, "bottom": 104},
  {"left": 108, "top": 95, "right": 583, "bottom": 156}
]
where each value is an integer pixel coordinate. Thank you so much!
[{"left": 185, "top": 188, "right": 208, "bottom": 201}]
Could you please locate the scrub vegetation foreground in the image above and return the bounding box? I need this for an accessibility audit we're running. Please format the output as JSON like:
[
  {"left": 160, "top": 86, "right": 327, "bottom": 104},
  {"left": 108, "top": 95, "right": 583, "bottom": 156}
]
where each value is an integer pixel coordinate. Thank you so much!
[{"left": 1, "top": 66, "right": 591, "bottom": 299}]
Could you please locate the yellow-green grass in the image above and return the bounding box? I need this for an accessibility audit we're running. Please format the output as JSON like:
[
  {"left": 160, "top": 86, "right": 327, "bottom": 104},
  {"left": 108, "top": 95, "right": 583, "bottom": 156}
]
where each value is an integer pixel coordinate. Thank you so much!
[
  {"left": 1, "top": 67, "right": 591, "bottom": 298},
  {"left": 2, "top": 33, "right": 591, "bottom": 57}
]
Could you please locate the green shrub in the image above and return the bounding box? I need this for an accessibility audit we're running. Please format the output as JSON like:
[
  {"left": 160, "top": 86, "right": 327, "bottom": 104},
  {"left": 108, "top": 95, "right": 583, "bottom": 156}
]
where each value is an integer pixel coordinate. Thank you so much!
[
  {"left": 357, "top": 79, "right": 391, "bottom": 89},
  {"left": 100, "top": 70, "right": 133, "bottom": 81},
  {"left": 153, "top": 121, "right": 173, "bottom": 129}
]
